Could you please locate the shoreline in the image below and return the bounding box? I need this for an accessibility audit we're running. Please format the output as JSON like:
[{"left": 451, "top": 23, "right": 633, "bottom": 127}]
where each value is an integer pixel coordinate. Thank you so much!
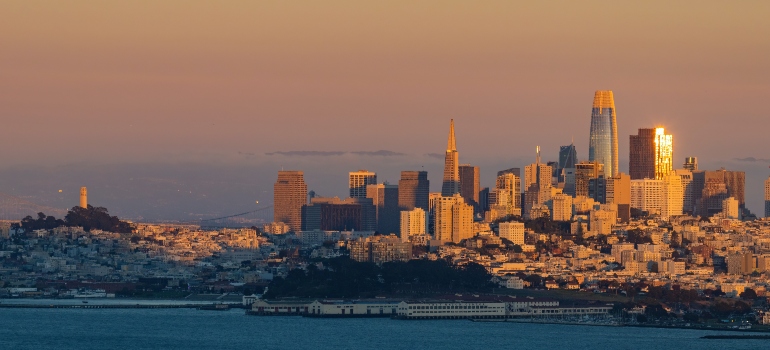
[{"left": 494, "top": 318, "right": 769, "bottom": 334}]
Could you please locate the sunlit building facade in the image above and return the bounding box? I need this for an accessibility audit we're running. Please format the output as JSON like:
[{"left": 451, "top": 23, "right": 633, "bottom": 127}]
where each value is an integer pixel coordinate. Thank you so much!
[
  {"left": 434, "top": 194, "right": 473, "bottom": 243},
  {"left": 629, "top": 127, "right": 673, "bottom": 180},
  {"left": 349, "top": 170, "right": 377, "bottom": 198},
  {"left": 400, "top": 208, "right": 426, "bottom": 242},
  {"left": 274, "top": 171, "right": 308, "bottom": 232}
]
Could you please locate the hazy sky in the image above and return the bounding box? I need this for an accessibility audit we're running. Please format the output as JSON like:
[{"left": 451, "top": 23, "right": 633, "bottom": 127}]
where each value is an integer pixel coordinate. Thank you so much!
[{"left": 1, "top": 1, "right": 769, "bottom": 218}]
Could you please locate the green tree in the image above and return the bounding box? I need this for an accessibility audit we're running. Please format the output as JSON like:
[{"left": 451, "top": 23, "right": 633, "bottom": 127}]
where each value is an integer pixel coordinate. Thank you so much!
[{"left": 740, "top": 288, "right": 758, "bottom": 300}]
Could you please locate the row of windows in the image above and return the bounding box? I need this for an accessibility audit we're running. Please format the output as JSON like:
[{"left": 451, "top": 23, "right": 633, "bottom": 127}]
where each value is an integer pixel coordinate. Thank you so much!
[
  {"left": 409, "top": 310, "right": 502, "bottom": 314},
  {"left": 407, "top": 305, "right": 502, "bottom": 310}
]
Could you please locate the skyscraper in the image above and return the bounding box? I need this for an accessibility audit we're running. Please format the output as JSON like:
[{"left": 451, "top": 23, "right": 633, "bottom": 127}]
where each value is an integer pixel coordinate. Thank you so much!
[
  {"left": 433, "top": 194, "right": 472, "bottom": 243},
  {"left": 441, "top": 119, "right": 460, "bottom": 196},
  {"left": 79, "top": 187, "right": 88, "bottom": 208},
  {"left": 683, "top": 157, "right": 698, "bottom": 171},
  {"left": 588, "top": 90, "right": 619, "bottom": 177},
  {"left": 366, "top": 184, "right": 399, "bottom": 234},
  {"left": 398, "top": 171, "right": 429, "bottom": 211},
  {"left": 692, "top": 169, "right": 745, "bottom": 216},
  {"left": 574, "top": 161, "right": 604, "bottom": 198},
  {"left": 400, "top": 208, "right": 426, "bottom": 243},
  {"left": 458, "top": 164, "right": 480, "bottom": 212},
  {"left": 675, "top": 169, "right": 695, "bottom": 214},
  {"left": 558, "top": 144, "right": 577, "bottom": 182},
  {"left": 630, "top": 179, "right": 664, "bottom": 215},
  {"left": 629, "top": 128, "right": 673, "bottom": 180},
  {"left": 301, "top": 196, "right": 375, "bottom": 231},
  {"left": 523, "top": 147, "right": 553, "bottom": 218},
  {"left": 493, "top": 172, "right": 521, "bottom": 217},
  {"left": 273, "top": 171, "right": 307, "bottom": 232},
  {"left": 349, "top": 170, "right": 377, "bottom": 198},
  {"left": 661, "top": 172, "right": 683, "bottom": 218},
  {"left": 606, "top": 172, "right": 631, "bottom": 223}
]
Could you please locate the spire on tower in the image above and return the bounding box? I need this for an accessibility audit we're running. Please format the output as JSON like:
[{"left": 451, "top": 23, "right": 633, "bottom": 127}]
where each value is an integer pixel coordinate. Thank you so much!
[
  {"left": 447, "top": 119, "right": 456, "bottom": 151},
  {"left": 536, "top": 146, "right": 541, "bottom": 164}
]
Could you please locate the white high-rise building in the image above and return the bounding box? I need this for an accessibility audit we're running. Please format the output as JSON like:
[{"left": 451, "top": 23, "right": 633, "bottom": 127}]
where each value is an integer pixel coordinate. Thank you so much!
[
  {"left": 661, "top": 172, "right": 683, "bottom": 218},
  {"left": 722, "top": 197, "right": 740, "bottom": 220},
  {"left": 551, "top": 193, "right": 573, "bottom": 221},
  {"left": 495, "top": 172, "right": 521, "bottom": 216},
  {"left": 434, "top": 194, "right": 473, "bottom": 243},
  {"left": 631, "top": 179, "right": 663, "bottom": 215},
  {"left": 349, "top": 170, "right": 377, "bottom": 198},
  {"left": 400, "top": 208, "right": 426, "bottom": 242},
  {"left": 675, "top": 169, "right": 694, "bottom": 214},
  {"left": 498, "top": 221, "right": 525, "bottom": 245}
]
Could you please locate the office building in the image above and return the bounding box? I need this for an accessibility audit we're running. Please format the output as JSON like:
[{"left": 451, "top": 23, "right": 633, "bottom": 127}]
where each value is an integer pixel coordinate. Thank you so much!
[
  {"left": 629, "top": 128, "right": 673, "bottom": 180},
  {"left": 683, "top": 157, "right": 698, "bottom": 171},
  {"left": 606, "top": 172, "right": 631, "bottom": 223},
  {"left": 675, "top": 169, "right": 695, "bottom": 214},
  {"left": 434, "top": 194, "right": 473, "bottom": 243},
  {"left": 631, "top": 179, "right": 664, "bottom": 215},
  {"left": 722, "top": 197, "right": 740, "bottom": 220},
  {"left": 558, "top": 144, "right": 577, "bottom": 182},
  {"left": 400, "top": 208, "right": 426, "bottom": 242},
  {"left": 301, "top": 197, "right": 375, "bottom": 231},
  {"left": 498, "top": 221, "right": 525, "bottom": 245},
  {"left": 459, "top": 164, "right": 480, "bottom": 212},
  {"left": 441, "top": 119, "right": 460, "bottom": 196},
  {"left": 349, "top": 170, "right": 377, "bottom": 198},
  {"left": 692, "top": 169, "right": 745, "bottom": 216},
  {"left": 398, "top": 171, "right": 429, "bottom": 211},
  {"left": 494, "top": 172, "right": 521, "bottom": 217},
  {"left": 728, "top": 252, "right": 754, "bottom": 275},
  {"left": 366, "top": 184, "right": 400, "bottom": 234},
  {"left": 349, "top": 236, "right": 412, "bottom": 264},
  {"left": 550, "top": 193, "right": 573, "bottom": 221},
  {"left": 524, "top": 147, "right": 553, "bottom": 218},
  {"left": 661, "top": 172, "right": 683, "bottom": 218},
  {"left": 479, "top": 187, "right": 490, "bottom": 213},
  {"left": 574, "top": 161, "right": 604, "bottom": 198},
  {"left": 588, "top": 90, "right": 619, "bottom": 177},
  {"left": 588, "top": 176, "right": 606, "bottom": 204},
  {"left": 274, "top": 171, "right": 308, "bottom": 232}
]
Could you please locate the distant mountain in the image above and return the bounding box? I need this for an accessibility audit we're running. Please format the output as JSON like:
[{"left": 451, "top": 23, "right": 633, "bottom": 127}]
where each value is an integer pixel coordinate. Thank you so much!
[{"left": 0, "top": 192, "right": 68, "bottom": 220}]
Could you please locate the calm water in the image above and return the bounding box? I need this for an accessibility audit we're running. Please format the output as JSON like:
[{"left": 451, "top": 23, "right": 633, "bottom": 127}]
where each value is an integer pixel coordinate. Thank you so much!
[{"left": 0, "top": 307, "right": 767, "bottom": 350}]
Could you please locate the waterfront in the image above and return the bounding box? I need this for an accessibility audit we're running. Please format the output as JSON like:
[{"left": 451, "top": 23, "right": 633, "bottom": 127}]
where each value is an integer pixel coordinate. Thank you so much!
[{"left": 0, "top": 307, "right": 768, "bottom": 350}]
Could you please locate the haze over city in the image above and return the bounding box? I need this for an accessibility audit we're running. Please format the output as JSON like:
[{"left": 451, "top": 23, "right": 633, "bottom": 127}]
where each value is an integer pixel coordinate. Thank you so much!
[
  {"left": 1, "top": 1, "right": 769, "bottom": 220},
  {"left": 6, "top": 3, "right": 770, "bottom": 348}
]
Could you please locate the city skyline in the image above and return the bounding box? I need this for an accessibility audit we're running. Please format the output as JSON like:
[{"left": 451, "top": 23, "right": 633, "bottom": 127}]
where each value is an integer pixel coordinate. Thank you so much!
[
  {"left": 1, "top": 2, "right": 769, "bottom": 220},
  {"left": 4, "top": 3, "right": 770, "bottom": 342}
]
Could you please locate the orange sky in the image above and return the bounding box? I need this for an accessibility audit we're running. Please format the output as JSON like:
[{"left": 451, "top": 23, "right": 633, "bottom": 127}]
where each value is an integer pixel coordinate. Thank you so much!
[{"left": 1, "top": 1, "right": 769, "bottom": 214}]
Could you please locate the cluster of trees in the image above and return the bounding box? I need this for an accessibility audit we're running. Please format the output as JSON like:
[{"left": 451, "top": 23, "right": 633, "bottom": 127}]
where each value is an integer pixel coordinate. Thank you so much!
[
  {"left": 264, "top": 257, "right": 495, "bottom": 299},
  {"left": 14, "top": 213, "right": 65, "bottom": 232},
  {"left": 12, "top": 206, "right": 133, "bottom": 234}
]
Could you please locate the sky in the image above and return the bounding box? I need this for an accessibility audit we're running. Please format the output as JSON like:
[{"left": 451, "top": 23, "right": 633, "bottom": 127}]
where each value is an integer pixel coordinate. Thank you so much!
[{"left": 1, "top": 1, "right": 769, "bottom": 219}]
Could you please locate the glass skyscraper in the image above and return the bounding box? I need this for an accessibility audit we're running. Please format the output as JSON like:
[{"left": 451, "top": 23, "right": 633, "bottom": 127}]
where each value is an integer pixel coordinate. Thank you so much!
[{"left": 589, "top": 90, "right": 619, "bottom": 177}]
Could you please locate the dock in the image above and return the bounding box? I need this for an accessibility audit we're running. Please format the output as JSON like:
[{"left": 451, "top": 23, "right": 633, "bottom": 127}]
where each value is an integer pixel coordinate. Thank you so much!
[{"left": 0, "top": 303, "right": 216, "bottom": 309}]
